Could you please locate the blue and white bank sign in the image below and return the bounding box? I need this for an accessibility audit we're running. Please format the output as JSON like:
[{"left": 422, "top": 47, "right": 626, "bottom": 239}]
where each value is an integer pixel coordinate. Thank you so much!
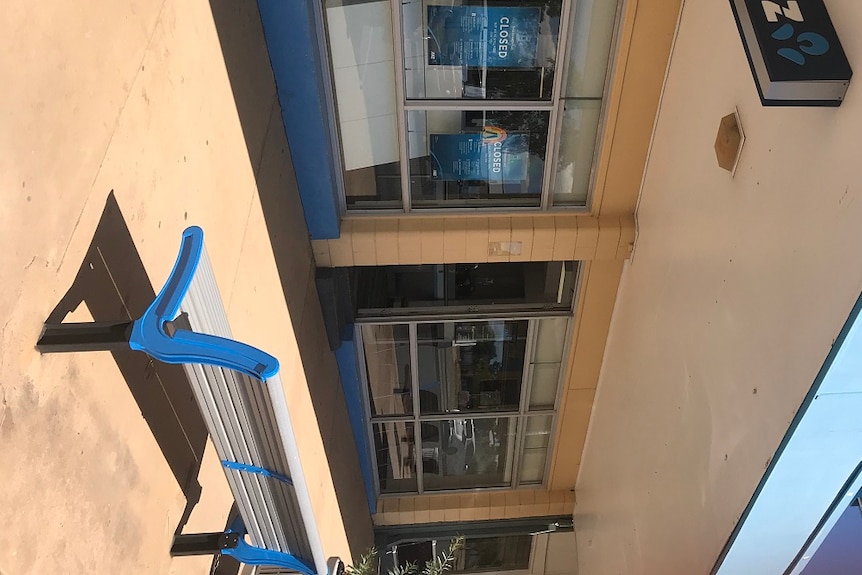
[
  {"left": 730, "top": 0, "right": 851, "bottom": 106},
  {"left": 427, "top": 5, "right": 541, "bottom": 68},
  {"left": 429, "top": 128, "right": 530, "bottom": 183}
]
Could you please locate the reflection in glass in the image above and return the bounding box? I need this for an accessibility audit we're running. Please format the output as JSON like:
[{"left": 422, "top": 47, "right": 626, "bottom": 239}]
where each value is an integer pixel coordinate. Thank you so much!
[
  {"left": 457, "top": 535, "right": 532, "bottom": 572},
  {"left": 361, "top": 324, "right": 413, "bottom": 416},
  {"left": 402, "top": 0, "right": 563, "bottom": 100},
  {"left": 353, "top": 262, "right": 576, "bottom": 318},
  {"left": 565, "top": 0, "right": 620, "bottom": 98},
  {"left": 393, "top": 535, "right": 532, "bottom": 573},
  {"left": 374, "top": 421, "right": 419, "bottom": 493},
  {"left": 324, "top": 0, "right": 403, "bottom": 209},
  {"left": 408, "top": 109, "right": 550, "bottom": 207},
  {"left": 417, "top": 321, "right": 528, "bottom": 414},
  {"left": 421, "top": 417, "right": 516, "bottom": 490},
  {"left": 519, "top": 415, "right": 553, "bottom": 484},
  {"left": 553, "top": 99, "right": 602, "bottom": 206}
]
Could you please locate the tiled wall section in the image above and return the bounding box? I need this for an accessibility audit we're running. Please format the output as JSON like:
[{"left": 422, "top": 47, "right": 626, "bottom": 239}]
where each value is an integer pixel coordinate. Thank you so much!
[
  {"left": 374, "top": 490, "right": 576, "bottom": 526},
  {"left": 311, "top": 215, "right": 636, "bottom": 267}
]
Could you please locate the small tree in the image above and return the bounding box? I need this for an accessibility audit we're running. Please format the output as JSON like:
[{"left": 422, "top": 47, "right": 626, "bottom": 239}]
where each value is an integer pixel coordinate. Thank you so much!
[{"left": 346, "top": 537, "right": 465, "bottom": 575}]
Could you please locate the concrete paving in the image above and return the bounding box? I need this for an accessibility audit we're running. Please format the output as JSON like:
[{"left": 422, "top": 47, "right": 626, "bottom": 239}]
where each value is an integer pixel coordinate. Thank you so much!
[{"left": 0, "top": 0, "right": 372, "bottom": 572}]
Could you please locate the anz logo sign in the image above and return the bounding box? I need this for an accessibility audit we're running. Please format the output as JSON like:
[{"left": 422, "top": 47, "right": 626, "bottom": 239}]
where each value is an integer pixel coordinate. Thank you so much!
[
  {"left": 761, "top": 1, "right": 829, "bottom": 66},
  {"left": 731, "top": 0, "right": 851, "bottom": 105}
]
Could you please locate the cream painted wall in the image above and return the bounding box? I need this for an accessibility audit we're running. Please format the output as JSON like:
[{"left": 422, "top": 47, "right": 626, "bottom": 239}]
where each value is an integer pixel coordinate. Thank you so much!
[{"left": 575, "top": 0, "right": 862, "bottom": 573}]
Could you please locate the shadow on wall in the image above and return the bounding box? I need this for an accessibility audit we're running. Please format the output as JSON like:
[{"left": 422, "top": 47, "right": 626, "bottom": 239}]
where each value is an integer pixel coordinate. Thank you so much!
[
  {"left": 43, "top": 192, "right": 209, "bottom": 535},
  {"left": 206, "top": 0, "right": 375, "bottom": 556}
]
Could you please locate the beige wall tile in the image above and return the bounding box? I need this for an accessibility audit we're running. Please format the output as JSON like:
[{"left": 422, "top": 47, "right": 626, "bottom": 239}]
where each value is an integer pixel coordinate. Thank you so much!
[
  {"left": 474, "top": 492, "right": 491, "bottom": 520},
  {"left": 532, "top": 217, "right": 556, "bottom": 261},
  {"left": 414, "top": 495, "right": 431, "bottom": 523},
  {"left": 444, "top": 494, "right": 460, "bottom": 522},
  {"left": 311, "top": 239, "right": 332, "bottom": 267},
  {"left": 487, "top": 217, "right": 512, "bottom": 263},
  {"left": 617, "top": 214, "right": 636, "bottom": 259},
  {"left": 489, "top": 492, "right": 507, "bottom": 519},
  {"left": 464, "top": 217, "right": 490, "bottom": 263},
  {"left": 351, "top": 218, "right": 377, "bottom": 265},
  {"left": 429, "top": 494, "right": 447, "bottom": 523},
  {"left": 510, "top": 217, "right": 534, "bottom": 262},
  {"left": 504, "top": 491, "right": 521, "bottom": 517},
  {"left": 548, "top": 491, "right": 568, "bottom": 515},
  {"left": 399, "top": 496, "right": 416, "bottom": 525},
  {"left": 596, "top": 216, "right": 622, "bottom": 260},
  {"left": 532, "top": 490, "right": 551, "bottom": 517},
  {"left": 420, "top": 219, "right": 445, "bottom": 264},
  {"left": 376, "top": 219, "right": 400, "bottom": 265},
  {"left": 443, "top": 218, "right": 468, "bottom": 263},
  {"left": 573, "top": 217, "right": 598, "bottom": 261},
  {"left": 398, "top": 219, "right": 422, "bottom": 264},
  {"left": 553, "top": 216, "right": 577, "bottom": 261}
]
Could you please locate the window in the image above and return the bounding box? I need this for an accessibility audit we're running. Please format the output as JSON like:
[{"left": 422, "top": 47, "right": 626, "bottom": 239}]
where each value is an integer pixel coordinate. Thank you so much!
[
  {"left": 361, "top": 317, "right": 568, "bottom": 494},
  {"left": 402, "top": 0, "right": 563, "bottom": 100},
  {"left": 323, "top": 0, "right": 623, "bottom": 211},
  {"left": 395, "top": 535, "right": 533, "bottom": 573},
  {"left": 352, "top": 261, "right": 577, "bottom": 319}
]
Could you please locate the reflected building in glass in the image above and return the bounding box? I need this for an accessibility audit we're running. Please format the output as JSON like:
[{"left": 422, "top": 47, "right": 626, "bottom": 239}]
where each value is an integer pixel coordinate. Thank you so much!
[{"left": 262, "top": 0, "right": 680, "bottom": 570}]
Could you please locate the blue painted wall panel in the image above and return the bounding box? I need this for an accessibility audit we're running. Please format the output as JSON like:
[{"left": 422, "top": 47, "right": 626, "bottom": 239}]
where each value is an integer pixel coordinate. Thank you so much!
[
  {"left": 257, "top": 0, "right": 342, "bottom": 240},
  {"left": 334, "top": 327, "right": 377, "bottom": 514}
]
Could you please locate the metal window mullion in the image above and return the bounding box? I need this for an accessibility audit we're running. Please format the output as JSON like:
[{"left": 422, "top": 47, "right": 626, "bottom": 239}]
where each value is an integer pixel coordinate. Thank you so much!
[
  {"left": 403, "top": 99, "right": 555, "bottom": 111},
  {"left": 553, "top": 0, "right": 580, "bottom": 103},
  {"left": 513, "top": 321, "right": 539, "bottom": 487},
  {"left": 545, "top": 98, "right": 568, "bottom": 209},
  {"left": 356, "top": 324, "right": 385, "bottom": 498},
  {"left": 520, "top": 320, "right": 539, "bottom": 414},
  {"left": 390, "top": 0, "right": 411, "bottom": 212},
  {"left": 416, "top": 410, "right": 521, "bottom": 422},
  {"left": 409, "top": 323, "right": 424, "bottom": 493}
]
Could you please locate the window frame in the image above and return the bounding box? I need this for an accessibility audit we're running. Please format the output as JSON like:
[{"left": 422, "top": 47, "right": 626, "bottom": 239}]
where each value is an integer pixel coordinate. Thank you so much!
[
  {"left": 357, "top": 314, "right": 573, "bottom": 496},
  {"left": 331, "top": 0, "right": 624, "bottom": 214}
]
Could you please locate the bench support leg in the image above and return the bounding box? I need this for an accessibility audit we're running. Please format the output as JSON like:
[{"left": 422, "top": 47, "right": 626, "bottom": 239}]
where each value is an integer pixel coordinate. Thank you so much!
[
  {"left": 170, "top": 532, "right": 240, "bottom": 556},
  {"left": 36, "top": 321, "right": 133, "bottom": 353}
]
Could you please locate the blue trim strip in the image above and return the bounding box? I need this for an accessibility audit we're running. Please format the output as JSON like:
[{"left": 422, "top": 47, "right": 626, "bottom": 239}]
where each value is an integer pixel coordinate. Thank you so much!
[
  {"left": 334, "top": 327, "right": 377, "bottom": 514},
  {"left": 128, "top": 226, "right": 280, "bottom": 380},
  {"left": 225, "top": 515, "right": 317, "bottom": 575},
  {"left": 257, "top": 0, "right": 342, "bottom": 240},
  {"left": 222, "top": 460, "right": 293, "bottom": 485}
]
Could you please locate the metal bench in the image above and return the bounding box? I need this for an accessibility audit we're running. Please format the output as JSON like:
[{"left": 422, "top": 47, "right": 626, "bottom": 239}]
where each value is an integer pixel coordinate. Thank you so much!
[{"left": 37, "top": 226, "right": 329, "bottom": 575}]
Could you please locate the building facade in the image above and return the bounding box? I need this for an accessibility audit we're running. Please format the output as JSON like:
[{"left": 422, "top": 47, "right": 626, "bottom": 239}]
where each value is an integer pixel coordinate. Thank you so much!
[{"left": 255, "top": 0, "right": 680, "bottom": 571}]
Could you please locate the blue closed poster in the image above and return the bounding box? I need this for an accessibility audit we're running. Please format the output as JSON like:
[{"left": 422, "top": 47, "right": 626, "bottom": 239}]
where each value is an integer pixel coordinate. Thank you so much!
[
  {"left": 430, "top": 129, "right": 530, "bottom": 183},
  {"left": 427, "top": 5, "right": 541, "bottom": 68}
]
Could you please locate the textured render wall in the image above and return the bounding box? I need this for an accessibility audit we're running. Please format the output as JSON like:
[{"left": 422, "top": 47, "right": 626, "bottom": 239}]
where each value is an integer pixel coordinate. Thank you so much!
[{"left": 575, "top": 0, "right": 862, "bottom": 573}]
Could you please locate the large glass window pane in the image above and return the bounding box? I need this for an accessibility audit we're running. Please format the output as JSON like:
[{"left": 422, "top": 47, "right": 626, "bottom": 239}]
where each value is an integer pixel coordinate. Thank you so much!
[
  {"left": 361, "top": 324, "right": 414, "bottom": 416},
  {"left": 553, "top": 99, "right": 602, "bottom": 206},
  {"left": 402, "top": 0, "right": 563, "bottom": 100},
  {"left": 529, "top": 363, "right": 560, "bottom": 410},
  {"left": 421, "top": 417, "right": 516, "bottom": 489},
  {"left": 534, "top": 317, "right": 568, "bottom": 363},
  {"left": 374, "top": 421, "right": 419, "bottom": 493},
  {"left": 324, "top": 0, "right": 403, "bottom": 209},
  {"left": 408, "top": 109, "right": 549, "bottom": 207},
  {"left": 519, "top": 415, "right": 553, "bottom": 484},
  {"left": 353, "top": 262, "right": 576, "bottom": 318},
  {"left": 565, "top": 0, "right": 620, "bottom": 98},
  {"left": 417, "top": 321, "right": 528, "bottom": 413},
  {"left": 456, "top": 535, "right": 532, "bottom": 572}
]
